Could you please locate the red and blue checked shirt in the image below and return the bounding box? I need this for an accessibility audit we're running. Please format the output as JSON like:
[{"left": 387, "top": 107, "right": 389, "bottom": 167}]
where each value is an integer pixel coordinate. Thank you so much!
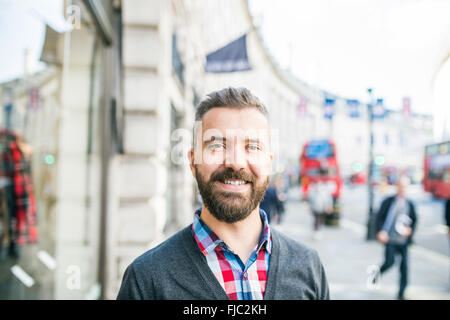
[
  {"left": 0, "top": 130, "right": 38, "bottom": 246},
  {"left": 191, "top": 208, "right": 272, "bottom": 300}
]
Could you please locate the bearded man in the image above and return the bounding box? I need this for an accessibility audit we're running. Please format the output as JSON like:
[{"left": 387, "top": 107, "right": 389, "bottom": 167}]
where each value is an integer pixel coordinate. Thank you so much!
[{"left": 117, "top": 87, "right": 329, "bottom": 300}]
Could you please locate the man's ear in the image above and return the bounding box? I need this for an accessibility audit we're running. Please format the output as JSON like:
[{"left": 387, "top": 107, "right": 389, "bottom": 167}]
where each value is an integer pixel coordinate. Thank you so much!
[
  {"left": 188, "top": 148, "right": 196, "bottom": 177},
  {"left": 267, "top": 152, "right": 274, "bottom": 176}
]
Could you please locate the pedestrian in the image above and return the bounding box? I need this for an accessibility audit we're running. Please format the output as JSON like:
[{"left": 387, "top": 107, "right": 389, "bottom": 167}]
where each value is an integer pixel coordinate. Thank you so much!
[
  {"left": 445, "top": 198, "right": 450, "bottom": 237},
  {"left": 273, "top": 175, "right": 287, "bottom": 223},
  {"left": 308, "top": 181, "right": 333, "bottom": 240},
  {"left": 117, "top": 87, "right": 329, "bottom": 300},
  {"left": 375, "top": 176, "right": 417, "bottom": 300},
  {"left": 260, "top": 182, "right": 283, "bottom": 224},
  {"left": 446, "top": 198, "right": 450, "bottom": 284}
]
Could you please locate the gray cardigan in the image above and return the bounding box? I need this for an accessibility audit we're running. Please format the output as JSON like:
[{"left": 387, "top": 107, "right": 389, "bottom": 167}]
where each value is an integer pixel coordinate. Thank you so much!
[{"left": 117, "top": 225, "right": 329, "bottom": 300}]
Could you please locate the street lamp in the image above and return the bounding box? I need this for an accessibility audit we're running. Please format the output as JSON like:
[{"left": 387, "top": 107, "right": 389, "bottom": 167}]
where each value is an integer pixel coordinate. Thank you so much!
[{"left": 366, "top": 88, "right": 377, "bottom": 240}]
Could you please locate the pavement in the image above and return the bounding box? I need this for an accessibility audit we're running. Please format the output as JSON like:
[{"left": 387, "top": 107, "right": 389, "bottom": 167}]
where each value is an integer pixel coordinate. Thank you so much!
[{"left": 272, "top": 187, "right": 450, "bottom": 300}]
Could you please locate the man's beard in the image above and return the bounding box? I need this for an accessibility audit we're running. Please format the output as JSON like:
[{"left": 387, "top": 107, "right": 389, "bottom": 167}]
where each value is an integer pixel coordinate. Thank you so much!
[{"left": 195, "top": 166, "right": 269, "bottom": 223}]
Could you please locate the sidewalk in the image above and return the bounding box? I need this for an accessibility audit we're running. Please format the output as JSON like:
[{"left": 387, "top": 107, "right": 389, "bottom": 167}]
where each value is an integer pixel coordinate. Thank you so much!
[{"left": 273, "top": 188, "right": 450, "bottom": 300}]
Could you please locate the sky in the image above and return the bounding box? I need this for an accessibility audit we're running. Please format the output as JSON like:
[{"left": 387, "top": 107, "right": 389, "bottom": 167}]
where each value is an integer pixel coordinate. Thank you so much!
[
  {"left": 249, "top": 0, "right": 450, "bottom": 117},
  {"left": 0, "top": 0, "right": 66, "bottom": 82}
]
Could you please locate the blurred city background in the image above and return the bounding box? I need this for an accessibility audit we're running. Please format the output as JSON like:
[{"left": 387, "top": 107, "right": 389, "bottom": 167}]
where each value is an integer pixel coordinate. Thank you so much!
[{"left": 0, "top": 0, "right": 449, "bottom": 300}]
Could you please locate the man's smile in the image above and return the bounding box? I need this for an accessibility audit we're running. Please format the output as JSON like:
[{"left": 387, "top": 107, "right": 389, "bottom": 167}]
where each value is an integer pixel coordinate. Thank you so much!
[{"left": 214, "top": 179, "right": 251, "bottom": 192}]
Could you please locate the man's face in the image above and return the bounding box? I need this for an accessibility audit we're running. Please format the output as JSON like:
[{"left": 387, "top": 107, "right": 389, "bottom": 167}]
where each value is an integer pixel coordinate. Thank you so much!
[
  {"left": 396, "top": 178, "right": 408, "bottom": 197},
  {"left": 189, "top": 107, "right": 273, "bottom": 223}
]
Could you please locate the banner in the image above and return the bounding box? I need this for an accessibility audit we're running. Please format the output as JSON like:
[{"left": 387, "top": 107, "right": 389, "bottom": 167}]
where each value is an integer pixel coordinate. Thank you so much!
[
  {"left": 372, "top": 98, "right": 386, "bottom": 119},
  {"left": 205, "top": 34, "right": 251, "bottom": 73},
  {"left": 324, "top": 98, "right": 335, "bottom": 120},
  {"left": 347, "top": 99, "right": 360, "bottom": 118},
  {"left": 29, "top": 87, "right": 40, "bottom": 110},
  {"left": 297, "top": 96, "right": 308, "bottom": 116},
  {"left": 3, "top": 87, "right": 13, "bottom": 129},
  {"left": 402, "top": 97, "right": 411, "bottom": 117}
]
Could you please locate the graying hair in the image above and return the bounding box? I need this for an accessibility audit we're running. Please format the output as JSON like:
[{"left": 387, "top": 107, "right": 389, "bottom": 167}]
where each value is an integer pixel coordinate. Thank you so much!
[{"left": 195, "top": 87, "right": 268, "bottom": 121}]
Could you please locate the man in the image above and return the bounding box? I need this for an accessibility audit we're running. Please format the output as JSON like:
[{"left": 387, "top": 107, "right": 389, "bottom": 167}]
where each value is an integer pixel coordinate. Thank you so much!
[
  {"left": 117, "top": 87, "right": 329, "bottom": 300},
  {"left": 259, "top": 180, "right": 284, "bottom": 224},
  {"left": 445, "top": 199, "right": 450, "bottom": 237},
  {"left": 308, "top": 181, "right": 333, "bottom": 241},
  {"left": 375, "top": 176, "right": 417, "bottom": 300}
]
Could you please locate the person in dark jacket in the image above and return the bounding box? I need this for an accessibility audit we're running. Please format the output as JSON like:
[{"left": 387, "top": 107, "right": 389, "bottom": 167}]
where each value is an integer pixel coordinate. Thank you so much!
[
  {"left": 375, "top": 176, "right": 417, "bottom": 300},
  {"left": 260, "top": 184, "right": 284, "bottom": 224},
  {"left": 445, "top": 199, "right": 450, "bottom": 237}
]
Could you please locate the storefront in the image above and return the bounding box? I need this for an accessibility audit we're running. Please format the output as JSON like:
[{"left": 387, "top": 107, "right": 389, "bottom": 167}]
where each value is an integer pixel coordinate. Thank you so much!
[{"left": 0, "top": 0, "right": 121, "bottom": 299}]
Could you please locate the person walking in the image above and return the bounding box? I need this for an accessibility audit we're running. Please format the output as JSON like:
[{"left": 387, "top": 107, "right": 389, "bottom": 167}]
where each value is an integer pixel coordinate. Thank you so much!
[
  {"left": 117, "top": 87, "right": 329, "bottom": 300},
  {"left": 375, "top": 176, "right": 417, "bottom": 300},
  {"left": 445, "top": 198, "right": 450, "bottom": 237},
  {"left": 445, "top": 198, "right": 450, "bottom": 285},
  {"left": 308, "top": 181, "right": 333, "bottom": 240},
  {"left": 260, "top": 184, "right": 283, "bottom": 224}
]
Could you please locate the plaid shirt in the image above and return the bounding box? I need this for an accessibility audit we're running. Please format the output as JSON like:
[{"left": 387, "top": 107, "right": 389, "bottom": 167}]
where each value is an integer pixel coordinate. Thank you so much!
[
  {"left": 0, "top": 130, "right": 38, "bottom": 245},
  {"left": 191, "top": 208, "right": 272, "bottom": 300}
]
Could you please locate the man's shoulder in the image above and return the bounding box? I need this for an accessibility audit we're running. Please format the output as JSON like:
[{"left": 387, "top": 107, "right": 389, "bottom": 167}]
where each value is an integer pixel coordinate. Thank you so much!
[
  {"left": 382, "top": 195, "right": 396, "bottom": 204},
  {"left": 131, "top": 225, "right": 192, "bottom": 271}
]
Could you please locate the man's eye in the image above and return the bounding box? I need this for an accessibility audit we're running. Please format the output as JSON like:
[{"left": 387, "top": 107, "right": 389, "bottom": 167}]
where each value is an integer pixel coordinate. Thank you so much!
[
  {"left": 247, "top": 144, "right": 261, "bottom": 151},
  {"left": 208, "top": 143, "right": 225, "bottom": 150}
]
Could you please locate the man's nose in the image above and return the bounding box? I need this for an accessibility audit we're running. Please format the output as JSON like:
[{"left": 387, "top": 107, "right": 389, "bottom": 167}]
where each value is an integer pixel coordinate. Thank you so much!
[{"left": 224, "top": 143, "right": 246, "bottom": 171}]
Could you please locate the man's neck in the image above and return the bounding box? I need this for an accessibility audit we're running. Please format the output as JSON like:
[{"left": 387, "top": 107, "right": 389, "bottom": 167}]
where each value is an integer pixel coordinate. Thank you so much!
[{"left": 200, "top": 206, "right": 263, "bottom": 265}]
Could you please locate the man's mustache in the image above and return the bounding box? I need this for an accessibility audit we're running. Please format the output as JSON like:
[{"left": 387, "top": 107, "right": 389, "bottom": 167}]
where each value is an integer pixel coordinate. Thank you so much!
[{"left": 210, "top": 168, "right": 255, "bottom": 184}]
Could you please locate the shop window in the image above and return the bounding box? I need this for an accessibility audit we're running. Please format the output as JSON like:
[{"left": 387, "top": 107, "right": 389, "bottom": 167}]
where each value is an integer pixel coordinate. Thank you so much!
[{"left": 172, "top": 33, "right": 185, "bottom": 87}]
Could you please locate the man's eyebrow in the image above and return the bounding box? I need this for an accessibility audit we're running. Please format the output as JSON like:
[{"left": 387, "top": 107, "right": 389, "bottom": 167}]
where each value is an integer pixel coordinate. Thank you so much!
[
  {"left": 246, "top": 138, "right": 263, "bottom": 144},
  {"left": 203, "top": 136, "right": 226, "bottom": 144}
]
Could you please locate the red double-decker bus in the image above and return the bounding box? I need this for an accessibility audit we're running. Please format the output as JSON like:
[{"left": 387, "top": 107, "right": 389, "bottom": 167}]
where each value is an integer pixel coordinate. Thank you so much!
[
  {"left": 423, "top": 141, "right": 450, "bottom": 199},
  {"left": 299, "top": 139, "right": 342, "bottom": 225}
]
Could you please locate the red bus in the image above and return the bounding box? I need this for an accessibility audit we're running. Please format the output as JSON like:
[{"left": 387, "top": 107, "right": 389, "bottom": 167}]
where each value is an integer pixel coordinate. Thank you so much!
[
  {"left": 423, "top": 141, "right": 450, "bottom": 199},
  {"left": 299, "top": 139, "right": 342, "bottom": 225}
]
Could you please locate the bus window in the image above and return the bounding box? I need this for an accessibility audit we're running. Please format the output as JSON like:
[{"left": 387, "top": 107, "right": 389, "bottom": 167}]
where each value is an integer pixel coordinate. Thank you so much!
[{"left": 306, "top": 141, "right": 334, "bottom": 158}]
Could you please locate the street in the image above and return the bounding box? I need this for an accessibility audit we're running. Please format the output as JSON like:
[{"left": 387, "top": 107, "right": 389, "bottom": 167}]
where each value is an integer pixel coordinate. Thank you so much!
[{"left": 274, "top": 184, "right": 450, "bottom": 300}]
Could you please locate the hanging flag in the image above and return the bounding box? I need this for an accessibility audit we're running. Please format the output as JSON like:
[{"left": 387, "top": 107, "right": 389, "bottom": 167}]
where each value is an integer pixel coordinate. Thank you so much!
[
  {"left": 347, "top": 99, "right": 360, "bottom": 118},
  {"left": 297, "top": 96, "right": 308, "bottom": 116},
  {"left": 205, "top": 34, "right": 251, "bottom": 73},
  {"left": 3, "top": 87, "right": 13, "bottom": 129},
  {"left": 324, "top": 98, "right": 335, "bottom": 120},
  {"left": 372, "top": 98, "right": 386, "bottom": 119},
  {"left": 402, "top": 97, "right": 411, "bottom": 117},
  {"left": 29, "top": 87, "right": 40, "bottom": 110}
]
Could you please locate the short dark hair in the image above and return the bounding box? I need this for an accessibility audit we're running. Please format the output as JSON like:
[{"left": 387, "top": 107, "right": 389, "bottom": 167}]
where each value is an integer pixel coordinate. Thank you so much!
[{"left": 195, "top": 87, "right": 268, "bottom": 121}]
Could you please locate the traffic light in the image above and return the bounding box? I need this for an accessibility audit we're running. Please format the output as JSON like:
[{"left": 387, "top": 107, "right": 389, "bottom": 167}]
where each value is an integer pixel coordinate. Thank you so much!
[{"left": 374, "top": 155, "right": 385, "bottom": 166}]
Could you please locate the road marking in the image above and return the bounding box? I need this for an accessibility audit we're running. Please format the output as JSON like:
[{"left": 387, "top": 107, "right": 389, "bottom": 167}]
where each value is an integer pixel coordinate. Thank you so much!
[
  {"left": 411, "top": 245, "right": 449, "bottom": 266},
  {"left": 10, "top": 265, "right": 35, "bottom": 288},
  {"left": 37, "top": 250, "right": 57, "bottom": 270},
  {"left": 340, "top": 218, "right": 449, "bottom": 266},
  {"left": 419, "top": 224, "right": 448, "bottom": 236},
  {"left": 340, "top": 219, "right": 365, "bottom": 236}
]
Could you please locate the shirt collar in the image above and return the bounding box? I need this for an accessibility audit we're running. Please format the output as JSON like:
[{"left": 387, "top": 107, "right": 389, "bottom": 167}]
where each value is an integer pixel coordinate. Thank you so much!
[{"left": 191, "top": 207, "right": 272, "bottom": 256}]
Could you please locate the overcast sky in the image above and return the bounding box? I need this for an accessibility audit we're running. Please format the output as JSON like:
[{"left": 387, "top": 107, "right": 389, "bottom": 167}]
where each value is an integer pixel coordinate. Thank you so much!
[
  {"left": 0, "top": 0, "right": 66, "bottom": 83},
  {"left": 249, "top": 0, "right": 450, "bottom": 117}
]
